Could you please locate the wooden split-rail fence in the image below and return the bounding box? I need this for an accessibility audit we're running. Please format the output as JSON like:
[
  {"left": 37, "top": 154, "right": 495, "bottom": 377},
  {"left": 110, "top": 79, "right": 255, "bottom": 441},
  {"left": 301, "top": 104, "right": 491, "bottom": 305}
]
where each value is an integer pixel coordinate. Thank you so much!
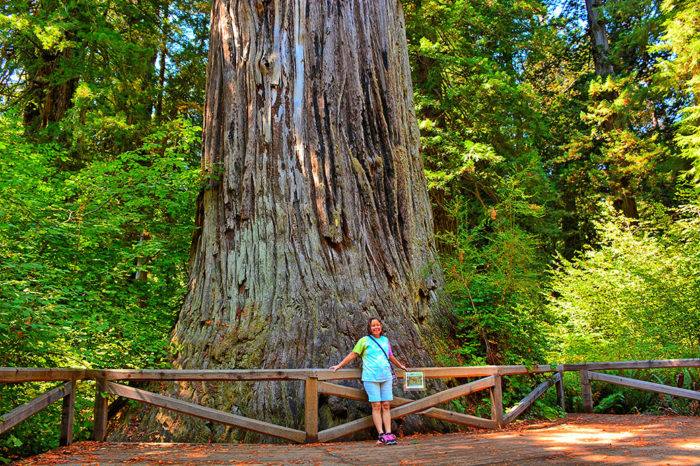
[{"left": 1, "top": 359, "right": 699, "bottom": 446}]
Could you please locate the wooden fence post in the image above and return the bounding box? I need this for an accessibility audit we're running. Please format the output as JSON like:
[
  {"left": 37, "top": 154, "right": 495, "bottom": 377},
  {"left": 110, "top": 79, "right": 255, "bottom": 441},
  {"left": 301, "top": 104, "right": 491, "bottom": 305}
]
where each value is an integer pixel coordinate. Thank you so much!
[
  {"left": 555, "top": 370, "right": 566, "bottom": 412},
  {"left": 304, "top": 377, "right": 319, "bottom": 443},
  {"left": 59, "top": 380, "right": 76, "bottom": 446},
  {"left": 579, "top": 369, "right": 593, "bottom": 413},
  {"left": 93, "top": 379, "right": 108, "bottom": 441},
  {"left": 490, "top": 374, "right": 504, "bottom": 428}
]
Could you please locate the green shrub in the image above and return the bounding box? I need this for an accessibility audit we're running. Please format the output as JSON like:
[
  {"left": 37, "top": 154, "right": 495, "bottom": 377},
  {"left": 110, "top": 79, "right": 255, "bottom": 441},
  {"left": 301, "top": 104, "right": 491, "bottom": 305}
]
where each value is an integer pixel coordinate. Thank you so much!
[
  {"left": 0, "top": 112, "right": 201, "bottom": 458},
  {"left": 547, "top": 201, "right": 700, "bottom": 362}
]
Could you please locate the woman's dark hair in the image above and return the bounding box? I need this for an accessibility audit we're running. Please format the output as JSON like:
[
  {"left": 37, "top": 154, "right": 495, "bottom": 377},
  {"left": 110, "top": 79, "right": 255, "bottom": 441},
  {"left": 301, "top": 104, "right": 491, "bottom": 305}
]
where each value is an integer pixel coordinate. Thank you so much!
[{"left": 367, "top": 317, "right": 384, "bottom": 336}]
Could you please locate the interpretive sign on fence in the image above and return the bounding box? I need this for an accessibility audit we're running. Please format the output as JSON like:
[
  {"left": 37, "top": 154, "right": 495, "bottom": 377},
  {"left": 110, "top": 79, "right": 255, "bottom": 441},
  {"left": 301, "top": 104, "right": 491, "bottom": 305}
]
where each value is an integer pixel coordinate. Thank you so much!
[{"left": 404, "top": 371, "right": 425, "bottom": 391}]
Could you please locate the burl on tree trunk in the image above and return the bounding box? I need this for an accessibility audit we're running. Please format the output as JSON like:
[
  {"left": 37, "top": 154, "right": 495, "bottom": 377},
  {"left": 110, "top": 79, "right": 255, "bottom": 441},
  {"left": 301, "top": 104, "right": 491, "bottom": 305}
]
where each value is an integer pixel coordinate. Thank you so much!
[{"left": 112, "top": 0, "right": 447, "bottom": 442}]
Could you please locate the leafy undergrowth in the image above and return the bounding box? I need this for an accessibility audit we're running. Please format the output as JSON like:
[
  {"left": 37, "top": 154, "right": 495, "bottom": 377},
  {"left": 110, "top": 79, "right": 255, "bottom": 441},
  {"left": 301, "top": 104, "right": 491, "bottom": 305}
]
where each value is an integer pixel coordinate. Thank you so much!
[{"left": 0, "top": 113, "right": 201, "bottom": 461}]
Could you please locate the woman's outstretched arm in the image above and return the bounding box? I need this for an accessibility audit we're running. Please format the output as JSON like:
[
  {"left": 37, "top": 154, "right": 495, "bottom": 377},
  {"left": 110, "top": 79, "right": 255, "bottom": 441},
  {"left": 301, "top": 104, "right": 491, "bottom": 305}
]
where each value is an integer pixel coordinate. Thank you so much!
[
  {"left": 330, "top": 351, "right": 358, "bottom": 371},
  {"left": 389, "top": 355, "right": 407, "bottom": 371}
]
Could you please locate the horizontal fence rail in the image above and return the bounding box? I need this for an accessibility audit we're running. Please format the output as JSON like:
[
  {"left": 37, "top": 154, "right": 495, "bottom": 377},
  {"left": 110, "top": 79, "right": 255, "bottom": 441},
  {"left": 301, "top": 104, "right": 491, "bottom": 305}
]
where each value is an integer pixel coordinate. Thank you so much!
[
  {"left": 1, "top": 359, "right": 698, "bottom": 445},
  {"left": 587, "top": 371, "right": 700, "bottom": 402}
]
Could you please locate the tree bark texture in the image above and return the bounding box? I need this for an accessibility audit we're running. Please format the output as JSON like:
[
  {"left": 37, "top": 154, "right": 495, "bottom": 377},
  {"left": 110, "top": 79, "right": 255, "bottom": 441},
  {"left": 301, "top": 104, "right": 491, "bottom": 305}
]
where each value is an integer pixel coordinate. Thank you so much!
[
  {"left": 112, "top": 0, "right": 446, "bottom": 442},
  {"left": 584, "top": 0, "right": 639, "bottom": 219},
  {"left": 584, "top": 0, "right": 614, "bottom": 77},
  {"left": 22, "top": 49, "right": 78, "bottom": 131}
]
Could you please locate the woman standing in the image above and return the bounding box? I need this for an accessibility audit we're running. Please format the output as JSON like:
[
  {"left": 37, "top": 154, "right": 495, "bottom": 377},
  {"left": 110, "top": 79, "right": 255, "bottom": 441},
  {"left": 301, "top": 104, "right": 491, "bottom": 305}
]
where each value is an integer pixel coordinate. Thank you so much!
[{"left": 330, "top": 317, "right": 408, "bottom": 445}]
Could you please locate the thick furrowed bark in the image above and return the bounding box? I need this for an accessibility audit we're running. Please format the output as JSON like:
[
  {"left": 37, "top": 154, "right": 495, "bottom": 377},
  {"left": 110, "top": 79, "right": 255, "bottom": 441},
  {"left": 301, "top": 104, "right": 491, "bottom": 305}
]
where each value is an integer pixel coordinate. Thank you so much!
[{"left": 112, "top": 0, "right": 446, "bottom": 442}]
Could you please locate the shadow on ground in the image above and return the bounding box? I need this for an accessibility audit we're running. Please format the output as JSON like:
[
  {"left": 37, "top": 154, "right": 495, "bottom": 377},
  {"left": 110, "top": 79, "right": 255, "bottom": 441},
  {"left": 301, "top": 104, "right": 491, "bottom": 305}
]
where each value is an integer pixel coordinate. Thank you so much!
[{"left": 19, "top": 414, "right": 700, "bottom": 464}]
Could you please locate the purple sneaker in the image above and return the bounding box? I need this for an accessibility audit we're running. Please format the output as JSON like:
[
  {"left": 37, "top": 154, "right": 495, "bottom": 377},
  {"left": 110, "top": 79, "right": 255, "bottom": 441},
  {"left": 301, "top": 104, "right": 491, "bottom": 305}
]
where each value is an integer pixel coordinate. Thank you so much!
[
  {"left": 384, "top": 433, "right": 397, "bottom": 445},
  {"left": 377, "top": 433, "right": 388, "bottom": 445}
]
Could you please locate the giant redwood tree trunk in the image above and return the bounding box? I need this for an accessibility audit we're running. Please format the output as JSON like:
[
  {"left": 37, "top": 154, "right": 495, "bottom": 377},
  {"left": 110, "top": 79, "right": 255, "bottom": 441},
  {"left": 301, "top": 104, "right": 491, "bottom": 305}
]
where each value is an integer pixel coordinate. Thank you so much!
[{"left": 114, "top": 0, "right": 446, "bottom": 442}]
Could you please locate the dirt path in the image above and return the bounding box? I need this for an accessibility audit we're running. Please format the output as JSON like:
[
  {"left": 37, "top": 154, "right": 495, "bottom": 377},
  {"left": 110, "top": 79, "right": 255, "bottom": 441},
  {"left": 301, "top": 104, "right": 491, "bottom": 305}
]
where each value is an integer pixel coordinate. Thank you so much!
[{"left": 18, "top": 414, "right": 700, "bottom": 465}]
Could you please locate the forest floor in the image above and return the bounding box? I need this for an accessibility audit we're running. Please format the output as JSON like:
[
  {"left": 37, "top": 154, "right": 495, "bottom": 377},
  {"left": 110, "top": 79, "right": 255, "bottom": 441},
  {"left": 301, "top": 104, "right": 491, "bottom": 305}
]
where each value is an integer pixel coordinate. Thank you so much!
[{"left": 18, "top": 414, "right": 700, "bottom": 465}]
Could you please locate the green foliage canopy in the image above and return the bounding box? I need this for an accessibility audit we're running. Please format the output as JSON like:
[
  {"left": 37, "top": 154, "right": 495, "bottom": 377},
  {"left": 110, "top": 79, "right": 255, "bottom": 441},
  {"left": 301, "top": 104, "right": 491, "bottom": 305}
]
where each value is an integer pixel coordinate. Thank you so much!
[
  {"left": 0, "top": 111, "right": 201, "bottom": 369},
  {"left": 548, "top": 201, "right": 700, "bottom": 361}
]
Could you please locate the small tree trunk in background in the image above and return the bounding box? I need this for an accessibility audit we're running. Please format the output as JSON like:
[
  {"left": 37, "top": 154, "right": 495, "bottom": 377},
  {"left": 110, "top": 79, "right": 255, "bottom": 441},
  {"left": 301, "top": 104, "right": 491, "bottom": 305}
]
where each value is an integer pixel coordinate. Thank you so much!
[
  {"left": 22, "top": 49, "right": 78, "bottom": 131},
  {"left": 584, "top": 0, "right": 614, "bottom": 78},
  {"left": 154, "top": 1, "right": 169, "bottom": 121},
  {"left": 112, "top": 0, "right": 447, "bottom": 442},
  {"left": 584, "top": 0, "right": 638, "bottom": 218}
]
